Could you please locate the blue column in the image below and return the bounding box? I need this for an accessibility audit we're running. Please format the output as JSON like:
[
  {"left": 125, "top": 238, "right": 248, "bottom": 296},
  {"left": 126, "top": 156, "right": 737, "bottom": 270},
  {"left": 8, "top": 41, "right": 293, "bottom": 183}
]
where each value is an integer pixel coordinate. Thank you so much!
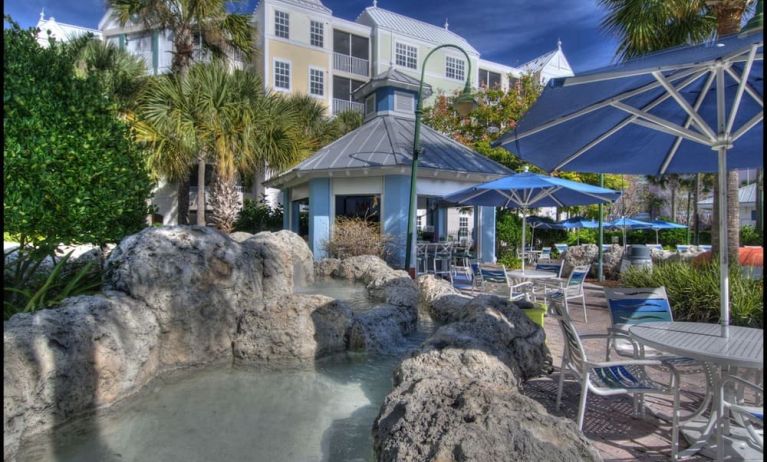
[
  {"left": 436, "top": 207, "right": 447, "bottom": 240},
  {"left": 282, "top": 188, "right": 290, "bottom": 230},
  {"left": 383, "top": 175, "right": 410, "bottom": 268},
  {"left": 309, "top": 178, "right": 331, "bottom": 260},
  {"left": 480, "top": 206, "right": 496, "bottom": 263}
]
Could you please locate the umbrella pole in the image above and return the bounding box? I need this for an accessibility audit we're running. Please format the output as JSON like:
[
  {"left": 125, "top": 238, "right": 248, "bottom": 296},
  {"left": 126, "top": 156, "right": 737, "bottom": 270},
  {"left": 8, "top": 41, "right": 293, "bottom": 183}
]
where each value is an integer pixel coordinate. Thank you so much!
[
  {"left": 521, "top": 211, "right": 527, "bottom": 273},
  {"left": 717, "top": 148, "right": 730, "bottom": 338},
  {"left": 656, "top": 229, "right": 659, "bottom": 245}
]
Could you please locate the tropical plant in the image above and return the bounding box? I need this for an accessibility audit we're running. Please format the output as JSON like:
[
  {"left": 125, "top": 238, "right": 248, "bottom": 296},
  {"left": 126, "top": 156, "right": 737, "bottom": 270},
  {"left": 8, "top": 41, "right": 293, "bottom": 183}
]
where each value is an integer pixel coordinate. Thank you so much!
[
  {"left": 740, "top": 225, "right": 763, "bottom": 245},
  {"left": 497, "top": 252, "right": 522, "bottom": 270},
  {"left": 108, "top": 0, "right": 255, "bottom": 224},
  {"left": 4, "top": 19, "right": 153, "bottom": 258},
  {"left": 621, "top": 260, "right": 763, "bottom": 328},
  {"left": 208, "top": 172, "right": 241, "bottom": 233},
  {"left": 323, "top": 217, "right": 394, "bottom": 260},
  {"left": 496, "top": 210, "right": 523, "bottom": 255},
  {"left": 599, "top": 0, "right": 758, "bottom": 260},
  {"left": 234, "top": 197, "right": 284, "bottom": 233}
]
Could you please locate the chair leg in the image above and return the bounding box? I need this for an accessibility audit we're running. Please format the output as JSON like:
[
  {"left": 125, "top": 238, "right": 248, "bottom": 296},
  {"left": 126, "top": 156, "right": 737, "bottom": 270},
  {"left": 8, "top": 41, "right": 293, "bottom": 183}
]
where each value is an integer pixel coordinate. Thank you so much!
[
  {"left": 577, "top": 374, "right": 590, "bottom": 431},
  {"left": 556, "top": 362, "right": 567, "bottom": 410},
  {"left": 581, "top": 293, "right": 588, "bottom": 323}
]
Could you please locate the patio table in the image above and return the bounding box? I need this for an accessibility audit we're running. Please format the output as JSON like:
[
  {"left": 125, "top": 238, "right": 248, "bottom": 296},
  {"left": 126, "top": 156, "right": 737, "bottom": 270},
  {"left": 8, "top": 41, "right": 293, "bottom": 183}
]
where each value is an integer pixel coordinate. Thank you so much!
[
  {"left": 507, "top": 269, "right": 558, "bottom": 280},
  {"left": 629, "top": 322, "right": 763, "bottom": 461}
]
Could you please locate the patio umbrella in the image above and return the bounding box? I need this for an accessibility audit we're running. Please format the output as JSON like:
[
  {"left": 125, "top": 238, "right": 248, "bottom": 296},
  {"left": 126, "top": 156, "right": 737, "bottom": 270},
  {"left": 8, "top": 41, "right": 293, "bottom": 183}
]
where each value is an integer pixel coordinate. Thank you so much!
[
  {"left": 648, "top": 219, "right": 688, "bottom": 245},
  {"left": 444, "top": 170, "right": 620, "bottom": 272},
  {"left": 605, "top": 217, "right": 653, "bottom": 247},
  {"left": 495, "top": 29, "right": 763, "bottom": 337},
  {"left": 527, "top": 216, "right": 558, "bottom": 249},
  {"left": 557, "top": 216, "right": 599, "bottom": 245}
]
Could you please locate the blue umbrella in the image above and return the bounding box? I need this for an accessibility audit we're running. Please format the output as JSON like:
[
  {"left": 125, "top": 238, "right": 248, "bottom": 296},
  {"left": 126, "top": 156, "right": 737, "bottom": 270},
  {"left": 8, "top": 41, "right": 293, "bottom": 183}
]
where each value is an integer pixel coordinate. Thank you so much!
[
  {"left": 496, "top": 29, "right": 763, "bottom": 337},
  {"left": 527, "top": 216, "right": 559, "bottom": 250},
  {"left": 605, "top": 217, "right": 653, "bottom": 246},
  {"left": 557, "top": 216, "right": 599, "bottom": 244},
  {"left": 445, "top": 170, "right": 620, "bottom": 271},
  {"left": 648, "top": 219, "right": 688, "bottom": 244}
]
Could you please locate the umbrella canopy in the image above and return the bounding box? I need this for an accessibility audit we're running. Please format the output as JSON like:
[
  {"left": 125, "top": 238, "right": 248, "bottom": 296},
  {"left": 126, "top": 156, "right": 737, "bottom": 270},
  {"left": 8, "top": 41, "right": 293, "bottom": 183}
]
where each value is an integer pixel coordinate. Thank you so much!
[
  {"left": 526, "top": 216, "right": 560, "bottom": 250},
  {"left": 605, "top": 217, "right": 653, "bottom": 247},
  {"left": 445, "top": 171, "right": 620, "bottom": 271},
  {"left": 557, "top": 217, "right": 600, "bottom": 229},
  {"left": 495, "top": 29, "right": 764, "bottom": 337}
]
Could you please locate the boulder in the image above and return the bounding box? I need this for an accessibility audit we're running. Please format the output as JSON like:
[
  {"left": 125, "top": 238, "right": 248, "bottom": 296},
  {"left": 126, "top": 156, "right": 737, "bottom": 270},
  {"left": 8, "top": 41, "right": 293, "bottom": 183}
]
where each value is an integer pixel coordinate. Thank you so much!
[
  {"left": 417, "top": 274, "right": 472, "bottom": 324},
  {"left": 232, "top": 294, "right": 353, "bottom": 365},
  {"left": 335, "top": 255, "right": 394, "bottom": 283},
  {"left": 348, "top": 304, "right": 418, "bottom": 354},
  {"left": 229, "top": 231, "right": 255, "bottom": 243},
  {"left": 367, "top": 272, "right": 418, "bottom": 308},
  {"left": 252, "top": 230, "right": 315, "bottom": 287},
  {"left": 315, "top": 258, "right": 341, "bottom": 278},
  {"left": 4, "top": 292, "right": 161, "bottom": 461},
  {"left": 105, "top": 226, "right": 264, "bottom": 368},
  {"left": 373, "top": 294, "right": 596, "bottom": 462}
]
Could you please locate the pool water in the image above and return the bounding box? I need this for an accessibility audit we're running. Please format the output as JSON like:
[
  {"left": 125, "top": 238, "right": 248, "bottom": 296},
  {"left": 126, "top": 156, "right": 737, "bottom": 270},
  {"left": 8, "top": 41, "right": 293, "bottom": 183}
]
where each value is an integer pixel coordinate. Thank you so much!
[
  {"left": 295, "top": 279, "right": 376, "bottom": 311},
  {"left": 18, "top": 322, "right": 434, "bottom": 462}
]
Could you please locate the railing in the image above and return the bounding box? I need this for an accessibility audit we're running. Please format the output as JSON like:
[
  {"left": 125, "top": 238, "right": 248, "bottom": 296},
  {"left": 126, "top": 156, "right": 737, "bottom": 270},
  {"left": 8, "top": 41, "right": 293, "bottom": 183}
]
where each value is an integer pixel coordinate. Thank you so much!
[
  {"left": 333, "top": 99, "right": 365, "bottom": 115},
  {"left": 333, "top": 52, "right": 369, "bottom": 77}
]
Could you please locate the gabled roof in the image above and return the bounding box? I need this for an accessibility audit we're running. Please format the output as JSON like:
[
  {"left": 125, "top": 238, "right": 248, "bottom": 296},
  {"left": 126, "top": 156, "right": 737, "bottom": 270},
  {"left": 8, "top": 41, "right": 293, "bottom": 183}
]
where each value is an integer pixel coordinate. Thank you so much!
[
  {"left": 273, "top": 0, "right": 332, "bottom": 15},
  {"left": 698, "top": 182, "right": 757, "bottom": 206},
  {"left": 266, "top": 115, "right": 512, "bottom": 187},
  {"left": 519, "top": 42, "right": 573, "bottom": 80},
  {"left": 353, "top": 67, "right": 433, "bottom": 99},
  {"left": 357, "top": 7, "right": 479, "bottom": 55},
  {"left": 36, "top": 16, "right": 101, "bottom": 43}
]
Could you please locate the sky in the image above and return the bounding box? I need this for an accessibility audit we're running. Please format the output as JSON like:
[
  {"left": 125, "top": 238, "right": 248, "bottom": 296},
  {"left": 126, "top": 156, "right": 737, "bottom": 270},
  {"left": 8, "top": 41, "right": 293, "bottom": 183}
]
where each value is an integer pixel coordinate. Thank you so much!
[{"left": 3, "top": 0, "right": 621, "bottom": 73}]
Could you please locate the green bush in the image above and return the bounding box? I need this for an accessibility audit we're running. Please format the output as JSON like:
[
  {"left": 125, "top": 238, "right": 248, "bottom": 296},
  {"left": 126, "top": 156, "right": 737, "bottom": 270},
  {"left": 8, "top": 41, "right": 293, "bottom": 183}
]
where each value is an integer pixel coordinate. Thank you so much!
[
  {"left": 565, "top": 229, "right": 597, "bottom": 245},
  {"left": 234, "top": 198, "right": 284, "bottom": 233},
  {"left": 497, "top": 210, "right": 522, "bottom": 253},
  {"left": 497, "top": 252, "right": 522, "bottom": 270},
  {"left": 740, "top": 225, "right": 763, "bottom": 246},
  {"left": 4, "top": 20, "right": 153, "bottom": 257},
  {"left": 621, "top": 261, "right": 763, "bottom": 328}
]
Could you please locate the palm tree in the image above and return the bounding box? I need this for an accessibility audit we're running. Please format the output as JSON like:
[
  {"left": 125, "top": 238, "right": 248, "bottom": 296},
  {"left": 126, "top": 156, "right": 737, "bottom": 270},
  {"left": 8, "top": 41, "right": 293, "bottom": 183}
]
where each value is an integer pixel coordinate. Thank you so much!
[
  {"left": 599, "top": 0, "right": 758, "bottom": 258},
  {"left": 108, "top": 0, "right": 254, "bottom": 224}
]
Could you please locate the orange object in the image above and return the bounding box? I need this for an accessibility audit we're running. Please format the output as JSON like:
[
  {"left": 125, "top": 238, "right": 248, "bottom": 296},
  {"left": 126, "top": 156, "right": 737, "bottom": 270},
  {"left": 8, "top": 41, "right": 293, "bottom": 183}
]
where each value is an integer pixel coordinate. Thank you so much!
[{"left": 693, "top": 246, "right": 763, "bottom": 267}]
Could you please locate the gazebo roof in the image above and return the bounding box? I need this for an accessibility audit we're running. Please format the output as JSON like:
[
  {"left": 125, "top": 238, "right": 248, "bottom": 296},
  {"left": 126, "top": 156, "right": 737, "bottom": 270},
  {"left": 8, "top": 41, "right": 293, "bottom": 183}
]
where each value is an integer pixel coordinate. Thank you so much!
[
  {"left": 265, "top": 114, "right": 513, "bottom": 188},
  {"left": 353, "top": 67, "right": 432, "bottom": 100}
]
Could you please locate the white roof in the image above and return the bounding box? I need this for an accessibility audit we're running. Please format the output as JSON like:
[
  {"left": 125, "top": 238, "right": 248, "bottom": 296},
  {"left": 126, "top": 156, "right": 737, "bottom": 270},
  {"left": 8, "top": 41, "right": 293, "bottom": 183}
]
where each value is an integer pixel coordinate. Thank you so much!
[
  {"left": 519, "top": 42, "right": 573, "bottom": 81},
  {"left": 36, "top": 16, "right": 101, "bottom": 44},
  {"left": 357, "top": 7, "right": 479, "bottom": 55},
  {"left": 698, "top": 182, "right": 757, "bottom": 207}
]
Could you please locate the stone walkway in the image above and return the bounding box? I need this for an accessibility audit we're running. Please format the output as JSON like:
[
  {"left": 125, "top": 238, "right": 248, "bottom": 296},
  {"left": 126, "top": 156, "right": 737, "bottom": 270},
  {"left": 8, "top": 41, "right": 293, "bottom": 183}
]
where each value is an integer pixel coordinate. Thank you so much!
[{"left": 480, "top": 280, "right": 712, "bottom": 461}]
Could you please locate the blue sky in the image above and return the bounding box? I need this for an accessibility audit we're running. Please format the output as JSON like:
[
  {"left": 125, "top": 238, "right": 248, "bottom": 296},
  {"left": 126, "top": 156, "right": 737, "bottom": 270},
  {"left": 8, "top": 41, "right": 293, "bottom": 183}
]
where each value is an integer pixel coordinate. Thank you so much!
[{"left": 4, "top": 0, "right": 621, "bottom": 72}]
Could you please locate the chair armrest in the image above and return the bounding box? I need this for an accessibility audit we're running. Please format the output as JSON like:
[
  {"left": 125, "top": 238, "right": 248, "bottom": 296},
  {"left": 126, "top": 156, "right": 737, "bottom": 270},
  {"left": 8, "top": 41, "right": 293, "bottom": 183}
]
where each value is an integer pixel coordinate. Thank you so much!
[
  {"left": 578, "top": 333, "right": 613, "bottom": 340},
  {"left": 584, "top": 359, "right": 665, "bottom": 369},
  {"left": 722, "top": 374, "right": 764, "bottom": 393}
]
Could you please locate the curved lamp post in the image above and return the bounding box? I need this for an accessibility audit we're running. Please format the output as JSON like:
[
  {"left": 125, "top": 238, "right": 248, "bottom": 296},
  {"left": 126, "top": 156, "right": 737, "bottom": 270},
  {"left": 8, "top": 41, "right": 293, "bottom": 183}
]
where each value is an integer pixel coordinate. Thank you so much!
[{"left": 404, "top": 44, "right": 478, "bottom": 275}]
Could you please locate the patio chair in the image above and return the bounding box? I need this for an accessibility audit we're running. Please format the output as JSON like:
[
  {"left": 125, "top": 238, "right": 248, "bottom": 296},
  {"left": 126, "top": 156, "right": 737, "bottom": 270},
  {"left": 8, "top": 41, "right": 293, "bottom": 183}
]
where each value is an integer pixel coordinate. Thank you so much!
[
  {"left": 432, "top": 242, "right": 453, "bottom": 277},
  {"left": 416, "top": 243, "right": 429, "bottom": 275},
  {"left": 645, "top": 244, "right": 663, "bottom": 252},
  {"left": 539, "top": 247, "right": 553, "bottom": 261},
  {"left": 468, "top": 263, "right": 533, "bottom": 302},
  {"left": 719, "top": 373, "right": 764, "bottom": 453},
  {"left": 554, "top": 243, "right": 568, "bottom": 255},
  {"left": 530, "top": 260, "right": 565, "bottom": 301},
  {"left": 544, "top": 265, "right": 590, "bottom": 322},
  {"left": 550, "top": 298, "right": 681, "bottom": 432},
  {"left": 604, "top": 287, "right": 713, "bottom": 421}
]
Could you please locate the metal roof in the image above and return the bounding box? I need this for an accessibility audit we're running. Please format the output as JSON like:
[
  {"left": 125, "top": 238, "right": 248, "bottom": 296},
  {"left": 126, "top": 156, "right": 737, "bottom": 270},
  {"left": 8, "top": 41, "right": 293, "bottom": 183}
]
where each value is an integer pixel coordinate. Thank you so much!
[
  {"left": 353, "top": 67, "right": 432, "bottom": 99},
  {"left": 266, "top": 115, "right": 512, "bottom": 186},
  {"left": 357, "top": 7, "right": 479, "bottom": 55},
  {"left": 698, "top": 182, "right": 758, "bottom": 206}
]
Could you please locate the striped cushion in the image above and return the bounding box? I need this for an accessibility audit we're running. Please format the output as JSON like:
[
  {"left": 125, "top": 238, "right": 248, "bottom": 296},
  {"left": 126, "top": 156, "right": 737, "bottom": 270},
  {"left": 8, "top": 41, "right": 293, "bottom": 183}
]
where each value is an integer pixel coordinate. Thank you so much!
[
  {"left": 592, "top": 365, "right": 656, "bottom": 390},
  {"left": 609, "top": 298, "right": 673, "bottom": 325},
  {"left": 480, "top": 269, "right": 506, "bottom": 283}
]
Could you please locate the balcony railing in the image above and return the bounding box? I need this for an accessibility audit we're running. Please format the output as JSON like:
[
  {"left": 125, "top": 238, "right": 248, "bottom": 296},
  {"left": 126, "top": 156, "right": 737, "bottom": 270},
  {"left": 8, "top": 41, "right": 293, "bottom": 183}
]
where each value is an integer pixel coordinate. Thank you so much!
[
  {"left": 333, "top": 98, "right": 365, "bottom": 115},
  {"left": 333, "top": 52, "right": 369, "bottom": 77}
]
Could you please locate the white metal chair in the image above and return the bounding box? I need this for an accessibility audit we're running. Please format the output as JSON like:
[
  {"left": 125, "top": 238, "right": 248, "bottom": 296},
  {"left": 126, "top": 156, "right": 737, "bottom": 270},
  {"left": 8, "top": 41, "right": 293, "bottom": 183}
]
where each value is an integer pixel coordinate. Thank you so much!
[
  {"left": 545, "top": 264, "right": 590, "bottom": 322},
  {"left": 530, "top": 260, "right": 565, "bottom": 302},
  {"left": 645, "top": 244, "right": 663, "bottom": 252},
  {"left": 539, "top": 246, "right": 553, "bottom": 261},
  {"left": 550, "top": 298, "right": 681, "bottom": 433},
  {"left": 466, "top": 263, "right": 533, "bottom": 302},
  {"left": 722, "top": 373, "right": 764, "bottom": 452},
  {"left": 554, "top": 243, "right": 569, "bottom": 255}
]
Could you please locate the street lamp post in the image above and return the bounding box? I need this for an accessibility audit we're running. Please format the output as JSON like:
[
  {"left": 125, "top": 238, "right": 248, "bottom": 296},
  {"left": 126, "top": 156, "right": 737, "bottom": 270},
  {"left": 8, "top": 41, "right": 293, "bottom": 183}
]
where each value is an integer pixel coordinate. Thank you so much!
[{"left": 404, "top": 44, "right": 478, "bottom": 276}]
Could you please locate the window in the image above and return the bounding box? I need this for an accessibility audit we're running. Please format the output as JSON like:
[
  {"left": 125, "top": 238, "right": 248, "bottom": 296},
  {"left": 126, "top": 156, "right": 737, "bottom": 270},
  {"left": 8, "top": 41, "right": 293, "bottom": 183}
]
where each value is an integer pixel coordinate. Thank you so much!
[
  {"left": 335, "top": 195, "right": 380, "bottom": 222},
  {"left": 274, "top": 60, "right": 290, "bottom": 90},
  {"left": 275, "top": 10, "right": 289, "bottom": 39},
  {"left": 394, "top": 91, "right": 413, "bottom": 112},
  {"left": 445, "top": 56, "right": 465, "bottom": 80},
  {"left": 395, "top": 42, "right": 417, "bottom": 69},
  {"left": 752, "top": 210, "right": 757, "bottom": 220},
  {"left": 459, "top": 216, "right": 469, "bottom": 238},
  {"left": 309, "top": 68, "right": 324, "bottom": 96},
  {"left": 310, "top": 21, "right": 323, "bottom": 47},
  {"left": 333, "top": 76, "right": 365, "bottom": 101},
  {"left": 479, "top": 69, "right": 502, "bottom": 88},
  {"left": 365, "top": 94, "right": 375, "bottom": 115}
]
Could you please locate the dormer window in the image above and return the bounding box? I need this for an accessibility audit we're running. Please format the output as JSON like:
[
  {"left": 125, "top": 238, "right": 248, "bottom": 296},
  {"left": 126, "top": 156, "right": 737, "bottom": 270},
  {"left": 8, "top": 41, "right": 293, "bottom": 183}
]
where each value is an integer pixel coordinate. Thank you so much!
[{"left": 445, "top": 56, "right": 465, "bottom": 81}]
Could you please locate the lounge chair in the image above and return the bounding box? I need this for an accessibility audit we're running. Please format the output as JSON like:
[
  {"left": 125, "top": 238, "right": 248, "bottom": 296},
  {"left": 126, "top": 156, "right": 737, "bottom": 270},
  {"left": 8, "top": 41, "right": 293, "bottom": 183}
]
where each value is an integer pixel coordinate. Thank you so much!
[
  {"left": 539, "top": 247, "right": 553, "bottom": 261},
  {"left": 676, "top": 244, "right": 691, "bottom": 253},
  {"left": 550, "top": 297, "right": 681, "bottom": 432}
]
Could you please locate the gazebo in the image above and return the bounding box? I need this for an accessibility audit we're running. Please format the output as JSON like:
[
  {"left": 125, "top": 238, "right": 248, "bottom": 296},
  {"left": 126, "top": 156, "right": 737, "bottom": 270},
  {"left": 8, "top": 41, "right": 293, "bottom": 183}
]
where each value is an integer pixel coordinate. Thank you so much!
[{"left": 265, "top": 68, "right": 513, "bottom": 267}]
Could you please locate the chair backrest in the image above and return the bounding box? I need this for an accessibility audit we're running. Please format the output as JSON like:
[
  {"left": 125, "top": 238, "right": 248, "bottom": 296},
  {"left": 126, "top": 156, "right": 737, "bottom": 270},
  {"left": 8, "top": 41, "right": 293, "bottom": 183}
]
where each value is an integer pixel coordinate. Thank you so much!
[
  {"left": 699, "top": 244, "right": 712, "bottom": 252},
  {"left": 550, "top": 297, "right": 587, "bottom": 370},
  {"left": 676, "top": 244, "right": 690, "bottom": 253},
  {"left": 645, "top": 244, "right": 662, "bottom": 252},
  {"left": 540, "top": 247, "right": 552, "bottom": 260},
  {"left": 565, "top": 265, "right": 589, "bottom": 296},
  {"left": 535, "top": 260, "right": 563, "bottom": 277},
  {"left": 470, "top": 262, "right": 482, "bottom": 282},
  {"left": 604, "top": 287, "right": 673, "bottom": 328},
  {"left": 554, "top": 243, "right": 568, "bottom": 254}
]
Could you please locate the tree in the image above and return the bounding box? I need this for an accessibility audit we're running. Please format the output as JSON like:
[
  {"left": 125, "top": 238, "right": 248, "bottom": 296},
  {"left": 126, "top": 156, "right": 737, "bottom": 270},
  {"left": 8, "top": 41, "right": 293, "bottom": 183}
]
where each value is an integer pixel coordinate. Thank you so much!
[
  {"left": 108, "top": 0, "right": 254, "bottom": 224},
  {"left": 3, "top": 19, "right": 153, "bottom": 256},
  {"left": 599, "top": 0, "right": 758, "bottom": 259}
]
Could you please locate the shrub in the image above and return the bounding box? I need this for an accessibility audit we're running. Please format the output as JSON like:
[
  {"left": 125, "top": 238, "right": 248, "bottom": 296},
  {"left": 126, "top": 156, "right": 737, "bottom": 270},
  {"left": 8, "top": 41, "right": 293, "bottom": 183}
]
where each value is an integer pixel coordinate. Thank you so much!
[
  {"left": 740, "top": 225, "right": 763, "bottom": 246},
  {"left": 565, "top": 229, "right": 597, "bottom": 246},
  {"left": 620, "top": 261, "right": 762, "bottom": 328},
  {"left": 4, "top": 20, "right": 153, "bottom": 257},
  {"left": 497, "top": 252, "right": 522, "bottom": 270},
  {"left": 496, "top": 210, "right": 522, "bottom": 253},
  {"left": 234, "top": 198, "right": 284, "bottom": 233},
  {"left": 323, "top": 217, "right": 394, "bottom": 260}
]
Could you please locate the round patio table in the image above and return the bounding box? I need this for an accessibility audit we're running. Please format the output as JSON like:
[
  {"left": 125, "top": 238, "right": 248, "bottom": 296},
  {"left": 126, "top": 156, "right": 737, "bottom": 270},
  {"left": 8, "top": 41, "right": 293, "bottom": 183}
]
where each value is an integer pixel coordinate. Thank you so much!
[
  {"left": 629, "top": 322, "right": 763, "bottom": 461},
  {"left": 507, "top": 269, "right": 558, "bottom": 280}
]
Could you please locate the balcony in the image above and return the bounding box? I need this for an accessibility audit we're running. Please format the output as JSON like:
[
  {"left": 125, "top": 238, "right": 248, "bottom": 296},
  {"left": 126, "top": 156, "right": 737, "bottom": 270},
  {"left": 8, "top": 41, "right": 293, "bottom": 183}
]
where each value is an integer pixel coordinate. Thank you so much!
[
  {"left": 333, "top": 98, "right": 365, "bottom": 115},
  {"left": 333, "top": 53, "right": 369, "bottom": 77}
]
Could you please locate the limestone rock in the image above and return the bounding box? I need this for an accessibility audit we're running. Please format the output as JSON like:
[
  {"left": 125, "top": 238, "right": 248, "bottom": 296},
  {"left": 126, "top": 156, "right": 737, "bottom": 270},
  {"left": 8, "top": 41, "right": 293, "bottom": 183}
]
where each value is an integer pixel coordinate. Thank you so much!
[
  {"left": 253, "top": 230, "right": 315, "bottom": 287},
  {"left": 232, "top": 294, "right": 353, "bottom": 364},
  {"left": 228, "top": 231, "right": 254, "bottom": 243},
  {"left": 315, "top": 258, "right": 341, "bottom": 278},
  {"left": 348, "top": 304, "right": 417, "bottom": 354},
  {"left": 335, "top": 255, "right": 393, "bottom": 283},
  {"left": 417, "top": 274, "right": 472, "bottom": 324},
  {"left": 3, "top": 293, "right": 160, "bottom": 461}
]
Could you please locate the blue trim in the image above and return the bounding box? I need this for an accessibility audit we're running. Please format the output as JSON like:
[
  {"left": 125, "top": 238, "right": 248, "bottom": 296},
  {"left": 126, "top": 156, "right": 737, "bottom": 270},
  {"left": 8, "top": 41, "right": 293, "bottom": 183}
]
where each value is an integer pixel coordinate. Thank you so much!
[
  {"left": 151, "top": 30, "right": 159, "bottom": 74},
  {"left": 282, "top": 188, "right": 290, "bottom": 230},
  {"left": 383, "top": 175, "right": 410, "bottom": 267},
  {"left": 309, "top": 178, "right": 331, "bottom": 260}
]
